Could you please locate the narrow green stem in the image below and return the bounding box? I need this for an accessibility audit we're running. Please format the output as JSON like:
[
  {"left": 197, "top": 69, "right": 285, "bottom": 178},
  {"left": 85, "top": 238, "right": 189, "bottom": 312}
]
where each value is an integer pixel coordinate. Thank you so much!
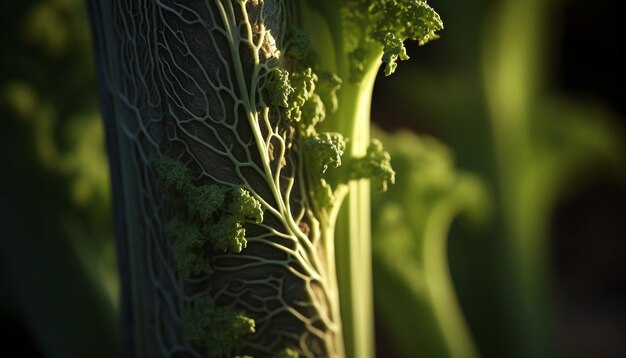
[{"left": 423, "top": 198, "right": 479, "bottom": 358}]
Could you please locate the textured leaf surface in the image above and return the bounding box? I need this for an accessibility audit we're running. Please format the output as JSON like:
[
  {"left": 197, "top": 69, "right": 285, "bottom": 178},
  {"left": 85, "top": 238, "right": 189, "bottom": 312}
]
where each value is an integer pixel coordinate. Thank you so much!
[{"left": 90, "top": 1, "right": 342, "bottom": 356}]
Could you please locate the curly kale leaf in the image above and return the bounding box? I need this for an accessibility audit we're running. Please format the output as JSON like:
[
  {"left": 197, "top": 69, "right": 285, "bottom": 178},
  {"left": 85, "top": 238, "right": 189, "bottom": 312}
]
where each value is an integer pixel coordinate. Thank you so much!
[
  {"left": 340, "top": 0, "right": 443, "bottom": 78},
  {"left": 351, "top": 139, "right": 396, "bottom": 192},
  {"left": 304, "top": 132, "right": 347, "bottom": 174},
  {"left": 153, "top": 157, "right": 263, "bottom": 275}
]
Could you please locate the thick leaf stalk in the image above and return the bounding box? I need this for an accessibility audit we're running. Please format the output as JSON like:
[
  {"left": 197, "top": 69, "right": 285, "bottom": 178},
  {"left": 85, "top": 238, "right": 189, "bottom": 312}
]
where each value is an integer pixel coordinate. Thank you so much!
[
  {"left": 89, "top": 1, "right": 345, "bottom": 356},
  {"left": 88, "top": 0, "right": 441, "bottom": 357}
]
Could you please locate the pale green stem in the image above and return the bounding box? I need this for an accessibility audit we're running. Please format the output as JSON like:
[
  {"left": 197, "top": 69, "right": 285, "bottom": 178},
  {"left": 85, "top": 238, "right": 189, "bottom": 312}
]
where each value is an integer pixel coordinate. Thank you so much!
[
  {"left": 330, "top": 64, "right": 379, "bottom": 358},
  {"left": 297, "top": 2, "right": 382, "bottom": 356}
]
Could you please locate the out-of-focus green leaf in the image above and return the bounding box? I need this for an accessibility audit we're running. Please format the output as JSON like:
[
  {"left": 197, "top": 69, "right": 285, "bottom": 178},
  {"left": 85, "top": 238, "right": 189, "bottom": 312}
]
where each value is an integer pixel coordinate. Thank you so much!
[
  {"left": 372, "top": 128, "right": 489, "bottom": 358},
  {"left": 0, "top": 0, "right": 119, "bottom": 356}
]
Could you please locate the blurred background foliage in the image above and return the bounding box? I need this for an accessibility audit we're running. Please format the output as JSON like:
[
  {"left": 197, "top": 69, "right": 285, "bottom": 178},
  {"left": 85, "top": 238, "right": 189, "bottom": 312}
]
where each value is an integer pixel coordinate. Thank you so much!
[
  {"left": 1, "top": 0, "right": 624, "bottom": 357},
  {"left": 0, "top": 0, "right": 118, "bottom": 356},
  {"left": 371, "top": 0, "right": 626, "bottom": 357}
]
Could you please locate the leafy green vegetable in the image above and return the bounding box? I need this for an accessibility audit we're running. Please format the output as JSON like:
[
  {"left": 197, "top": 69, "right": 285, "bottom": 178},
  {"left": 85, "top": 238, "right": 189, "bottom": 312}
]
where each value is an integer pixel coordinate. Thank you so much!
[{"left": 88, "top": 0, "right": 441, "bottom": 356}]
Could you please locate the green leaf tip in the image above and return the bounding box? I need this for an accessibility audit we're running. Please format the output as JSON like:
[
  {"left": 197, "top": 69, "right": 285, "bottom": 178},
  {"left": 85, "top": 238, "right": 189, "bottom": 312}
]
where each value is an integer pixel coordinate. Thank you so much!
[
  {"left": 374, "top": 0, "right": 443, "bottom": 75},
  {"left": 183, "top": 297, "right": 255, "bottom": 358},
  {"left": 304, "top": 132, "right": 347, "bottom": 174},
  {"left": 209, "top": 215, "right": 247, "bottom": 253},
  {"left": 338, "top": 0, "right": 443, "bottom": 79},
  {"left": 373, "top": 0, "right": 443, "bottom": 42},
  {"left": 351, "top": 139, "right": 396, "bottom": 192},
  {"left": 229, "top": 186, "right": 264, "bottom": 224},
  {"left": 382, "top": 33, "right": 409, "bottom": 76},
  {"left": 285, "top": 68, "right": 318, "bottom": 123}
]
